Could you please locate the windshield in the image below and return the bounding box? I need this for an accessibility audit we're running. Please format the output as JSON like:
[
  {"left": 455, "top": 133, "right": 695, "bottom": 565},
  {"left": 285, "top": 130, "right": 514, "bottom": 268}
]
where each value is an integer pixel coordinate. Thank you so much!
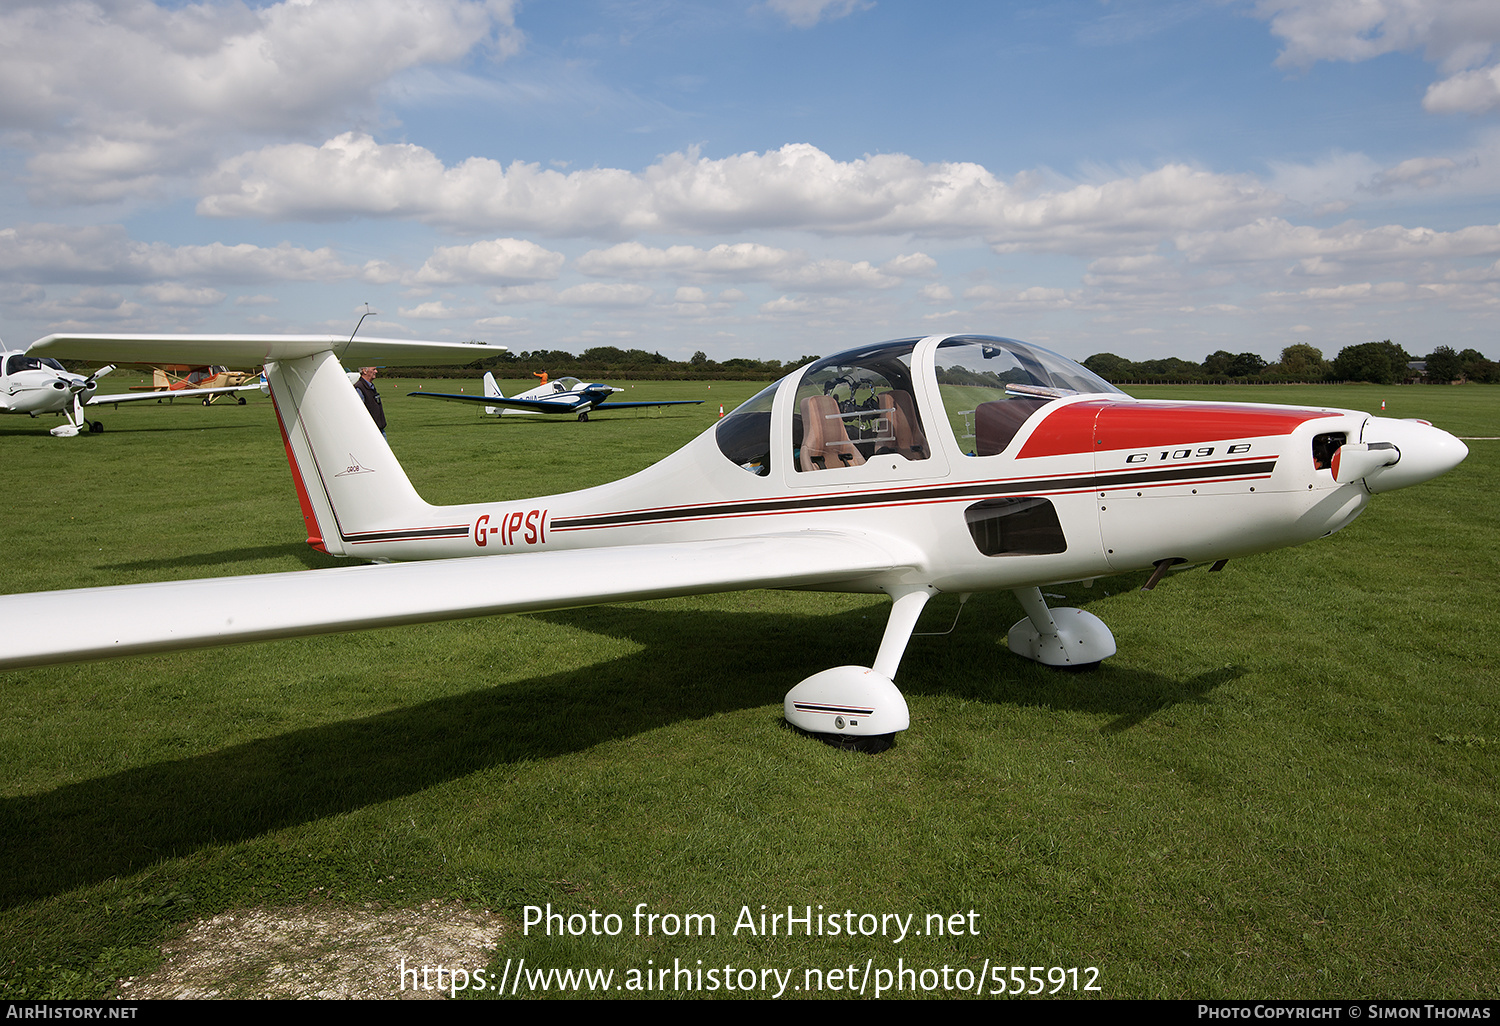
[
  {"left": 715, "top": 378, "right": 780, "bottom": 475},
  {"left": 5, "top": 355, "right": 67, "bottom": 375}
]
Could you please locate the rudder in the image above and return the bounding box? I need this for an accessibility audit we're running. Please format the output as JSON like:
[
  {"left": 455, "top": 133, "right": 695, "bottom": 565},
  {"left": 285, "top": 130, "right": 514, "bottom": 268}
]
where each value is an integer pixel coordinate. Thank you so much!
[
  {"left": 267, "top": 351, "right": 432, "bottom": 556},
  {"left": 483, "top": 371, "right": 503, "bottom": 415}
]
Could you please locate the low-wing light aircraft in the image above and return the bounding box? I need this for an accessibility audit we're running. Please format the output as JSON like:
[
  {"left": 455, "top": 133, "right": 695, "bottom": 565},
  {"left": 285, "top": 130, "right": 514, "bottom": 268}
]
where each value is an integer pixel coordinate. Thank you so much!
[
  {"left": 1, "top": 344, "right": 260, "bottom": 435},
  {"left": 410, "top": 371, "right": 704, "bottom": 421},
  {"left": 0, "top": 345, "right": 116, "bottom": 435},
  {"left": 4, "top": 332, "right": 1468, "bottom": 749}
]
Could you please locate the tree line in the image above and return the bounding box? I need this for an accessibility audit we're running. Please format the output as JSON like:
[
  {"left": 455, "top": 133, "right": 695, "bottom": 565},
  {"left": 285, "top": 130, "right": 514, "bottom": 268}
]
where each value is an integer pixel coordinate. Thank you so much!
[
  {"left": 404, "top": 345, "right": 815, "bottom": 381},
  {"left": 1083, "top": 342, "right": 1499, "bottom": 385},
  {"left": 396, "top": 340, "right": 1496, "bottom": 385}
]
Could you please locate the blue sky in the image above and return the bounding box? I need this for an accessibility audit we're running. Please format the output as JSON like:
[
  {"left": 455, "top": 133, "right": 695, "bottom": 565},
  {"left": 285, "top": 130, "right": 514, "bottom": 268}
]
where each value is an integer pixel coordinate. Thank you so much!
[{"left": 2, "top": 0, "right": 1497, "bottom": 365}]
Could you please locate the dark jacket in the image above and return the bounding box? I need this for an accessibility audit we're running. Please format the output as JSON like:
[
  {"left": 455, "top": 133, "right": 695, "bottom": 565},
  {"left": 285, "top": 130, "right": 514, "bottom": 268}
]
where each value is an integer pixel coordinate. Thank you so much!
[{"left": 355, "top": 376, "right": 386, "bottom": 431}]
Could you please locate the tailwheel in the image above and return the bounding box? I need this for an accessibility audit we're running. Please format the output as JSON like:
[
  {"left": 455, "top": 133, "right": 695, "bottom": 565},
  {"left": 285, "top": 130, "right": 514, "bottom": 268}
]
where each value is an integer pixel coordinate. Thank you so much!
[{"left": 89, "top": 420, "right": 104, "bottom": 433}]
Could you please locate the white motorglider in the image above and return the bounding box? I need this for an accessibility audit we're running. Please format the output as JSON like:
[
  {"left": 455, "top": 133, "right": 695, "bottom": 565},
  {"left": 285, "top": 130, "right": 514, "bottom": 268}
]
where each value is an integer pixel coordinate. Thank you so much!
[
  {"left": 410, "top": 371, "right": 704, "bottom": 421},
  {"left": 0, "top": 344, "right": 257, "bottom": 435},
  {"left": 6, "top": 332, "right": 1468, "bottom": 749}
]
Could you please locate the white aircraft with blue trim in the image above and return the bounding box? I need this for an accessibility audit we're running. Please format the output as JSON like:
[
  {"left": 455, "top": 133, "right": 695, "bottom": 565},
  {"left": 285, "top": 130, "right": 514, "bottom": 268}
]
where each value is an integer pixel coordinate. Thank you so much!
[
  {"left": 2, "top": 331, "right": 1468, "bottom": 749},
  {"left": 410, "top": 370, "right": 703, "bottom": 421}
]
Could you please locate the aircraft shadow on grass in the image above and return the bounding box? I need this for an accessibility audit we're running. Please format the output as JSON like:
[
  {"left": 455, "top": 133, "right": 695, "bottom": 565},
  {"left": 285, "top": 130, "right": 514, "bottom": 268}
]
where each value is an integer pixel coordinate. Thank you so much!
[
  {"left": 0, "top": 421, "right": 260, "bottom": 439},
  {"left": 882, "top": 578, "right": 1244, "bottom": 733},
  {"left": 97, "top": 422, "right": 262, "bottom": 435},
  {"left": 100, "top": 543, "right": 344, "bottom": 574},
  {"left": 0, "top": 591, "right": 1236, "bottom": 907}
]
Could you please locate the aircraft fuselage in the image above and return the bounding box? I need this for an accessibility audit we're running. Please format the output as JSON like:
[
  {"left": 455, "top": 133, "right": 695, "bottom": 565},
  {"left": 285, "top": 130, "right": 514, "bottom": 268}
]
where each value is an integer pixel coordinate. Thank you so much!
[{"left": 288, "top": 335, "right": 1461, "bottom": 604}]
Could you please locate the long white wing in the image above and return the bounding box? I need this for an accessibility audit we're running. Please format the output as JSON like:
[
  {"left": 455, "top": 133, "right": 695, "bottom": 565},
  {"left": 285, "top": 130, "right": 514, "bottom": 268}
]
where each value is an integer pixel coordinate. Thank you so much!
[
  {"left": 85, "top": 384, "right": 260, "bottom": 406},
  {"left": 30, "top": 333, "right": 505, "bottom": 367},
  {"left": 0, "top": 532, "right": 909, "bottom": 671}
]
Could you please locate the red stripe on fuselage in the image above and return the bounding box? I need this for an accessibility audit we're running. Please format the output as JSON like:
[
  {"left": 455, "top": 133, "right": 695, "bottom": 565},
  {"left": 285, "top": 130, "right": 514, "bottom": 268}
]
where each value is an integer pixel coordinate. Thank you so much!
[
  {"left": 269, "top": 389, "right": 327, "bottom": 553},
  {"left": 1015, "top": 400, "right": 1109, "bottom": 459},
  {"left": 1018, "top": 401, "right": 1338, "bottom": 458}
]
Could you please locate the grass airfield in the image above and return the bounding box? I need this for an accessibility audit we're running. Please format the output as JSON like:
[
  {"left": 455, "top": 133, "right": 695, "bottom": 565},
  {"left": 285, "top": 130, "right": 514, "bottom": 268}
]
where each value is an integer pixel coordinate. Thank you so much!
[{"left": 1, "top": 373, "right": 1496, "bottom": 999}]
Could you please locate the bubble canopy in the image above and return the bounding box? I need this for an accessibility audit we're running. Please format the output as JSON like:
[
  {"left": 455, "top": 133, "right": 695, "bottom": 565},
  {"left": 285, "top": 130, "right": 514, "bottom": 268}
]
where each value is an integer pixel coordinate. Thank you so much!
[{"left": 715, "top": 334, "right": 1122, "bottom": 474}]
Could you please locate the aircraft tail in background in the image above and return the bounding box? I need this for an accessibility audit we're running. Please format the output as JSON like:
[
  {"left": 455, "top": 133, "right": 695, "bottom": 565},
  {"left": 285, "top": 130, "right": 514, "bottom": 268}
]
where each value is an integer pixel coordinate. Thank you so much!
[{"left": 484, "top": 371, "right": 503, "bottom": 415}]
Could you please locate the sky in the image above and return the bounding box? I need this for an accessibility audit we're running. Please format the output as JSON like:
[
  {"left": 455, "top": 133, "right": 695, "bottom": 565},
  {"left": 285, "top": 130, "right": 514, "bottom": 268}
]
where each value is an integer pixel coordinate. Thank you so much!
[{"left": 1, "top": 0, "right": 1497, "bottom": 366}]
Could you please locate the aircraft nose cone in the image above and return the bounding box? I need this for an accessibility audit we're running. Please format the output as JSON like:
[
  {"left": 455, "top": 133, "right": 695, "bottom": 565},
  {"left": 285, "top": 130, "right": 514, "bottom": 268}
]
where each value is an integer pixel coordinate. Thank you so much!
[{"left": 1361, "top": 416, "right": 1468, "bottom": 493}]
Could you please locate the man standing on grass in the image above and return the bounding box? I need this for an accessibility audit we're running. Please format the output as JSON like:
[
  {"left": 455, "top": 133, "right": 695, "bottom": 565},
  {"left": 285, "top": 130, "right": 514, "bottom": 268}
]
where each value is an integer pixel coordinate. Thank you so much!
[{"left": 355, "top": 366, "right": 385, "bottom": 435}]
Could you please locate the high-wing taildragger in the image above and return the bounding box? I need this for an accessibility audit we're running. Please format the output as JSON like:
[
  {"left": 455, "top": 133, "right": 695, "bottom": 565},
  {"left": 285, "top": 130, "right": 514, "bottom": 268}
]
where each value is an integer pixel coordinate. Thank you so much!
[
  {"left": 8, "top": 332, "right": 1468, "bottom": 748},
  {"left": 410, "top": 371, "right": 704, "bottom": 421},
  {"left": 116, "top": 363, "right": 262, "bottom": 406}
]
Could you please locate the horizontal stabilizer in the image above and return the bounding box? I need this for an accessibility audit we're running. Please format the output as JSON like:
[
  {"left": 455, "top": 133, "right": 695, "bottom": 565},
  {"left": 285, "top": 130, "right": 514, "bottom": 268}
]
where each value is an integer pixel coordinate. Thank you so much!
[
  {"left": 31, "top": 333, "right": 505, "bottom": 368},
  {"left": 0, "top": 532, "right": 907, "bottom": 671}
]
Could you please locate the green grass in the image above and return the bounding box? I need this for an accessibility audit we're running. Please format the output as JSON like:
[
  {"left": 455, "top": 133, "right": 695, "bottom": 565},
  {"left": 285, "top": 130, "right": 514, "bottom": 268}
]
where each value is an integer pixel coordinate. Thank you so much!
[{"left": 1, "top": 376, "right": 1497, "bottom": 999}]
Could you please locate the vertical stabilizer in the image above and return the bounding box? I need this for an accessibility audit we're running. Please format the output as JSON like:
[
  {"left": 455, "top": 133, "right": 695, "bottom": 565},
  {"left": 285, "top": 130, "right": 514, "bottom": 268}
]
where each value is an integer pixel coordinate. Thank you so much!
[
  {"left": 267, "top": 351, "right": 432, "bottom": 556},
  {"left": 483, "top": 371, "right": 502, "bottom": 415}
]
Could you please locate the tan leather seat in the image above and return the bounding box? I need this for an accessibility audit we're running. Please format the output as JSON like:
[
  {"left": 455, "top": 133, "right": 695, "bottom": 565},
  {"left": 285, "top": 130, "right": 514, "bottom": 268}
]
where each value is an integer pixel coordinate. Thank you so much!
[
  {"left": 876, "top": 390, "right": 928, "bottom": 461},
  {"left": 800, "top": 394, "right": 865, "bottom": 471}
]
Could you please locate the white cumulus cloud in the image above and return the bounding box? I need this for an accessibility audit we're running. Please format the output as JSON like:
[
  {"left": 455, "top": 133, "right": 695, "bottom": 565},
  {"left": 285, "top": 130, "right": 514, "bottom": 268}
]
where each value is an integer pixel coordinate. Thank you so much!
[
  {"left": 0, "top": 0, "right": 519, "bottom": 201},
  {"left": 555, "top": 282, "right": 654, "bottom": 307},
  {"left": 575, "top": 242, "right": 797, "bottom": 279},
  {"left": 0, "top": 223, "right": 358, "bottom": 284},
  {"left": 414, "top": 238, "right": 565, "bottom": 285},
  {"left": 138, "top": 283, "right": 227, "bottom": 306},
  {"left": 201, "top": 137, "right": 1282, "bottom": 256},
  {"left": 575, "top": 242, "right": 930, "bottom": 292},
  {"left": 1256, "top": 0, "right": 1500, "bottom": 114},
  {"left": 1174, "top": 217, "right": 1500, "bottom": 269},
  {"left": 1424, "top": 64, "right": 1500, "bottom": 114}
]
